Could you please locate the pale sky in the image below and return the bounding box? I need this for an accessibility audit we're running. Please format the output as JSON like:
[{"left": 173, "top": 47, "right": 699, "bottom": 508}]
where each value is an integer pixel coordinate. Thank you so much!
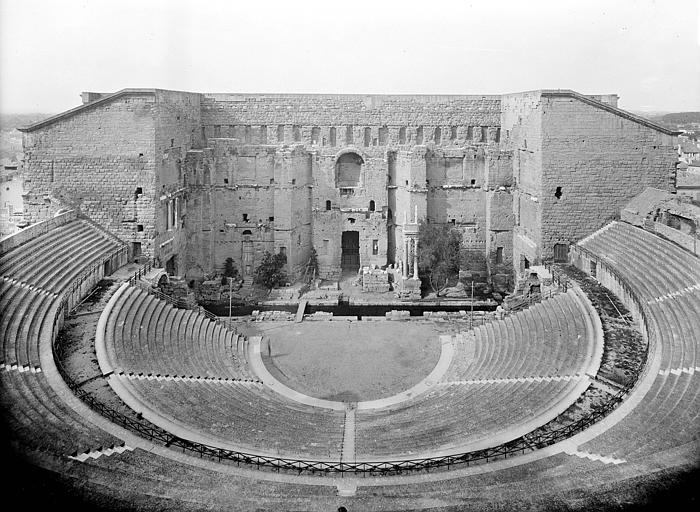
[{"left": 1, "top": 0, "right": 699, "bottom": 114}]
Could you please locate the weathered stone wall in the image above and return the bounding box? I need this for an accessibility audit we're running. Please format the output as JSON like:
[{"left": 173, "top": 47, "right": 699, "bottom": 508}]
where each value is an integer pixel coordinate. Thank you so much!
[
  {"left": 200, "top": 94, "right": 502, "bottom": 150},
  {"left": 539, "top": 94, "right": 676, "bottom": 260},
  {"left": 153, "top": 90, "right": 202, "bottom": 272},
  {"left": 21, "top": 92, "right": 158, "bottom": 257},
  {"left": 183, "top": 141, "right": 312, "bottom": 280}
]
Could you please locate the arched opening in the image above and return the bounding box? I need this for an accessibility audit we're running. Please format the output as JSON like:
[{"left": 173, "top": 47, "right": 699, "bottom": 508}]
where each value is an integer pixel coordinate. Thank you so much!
[
  {"left": 335, "top": 152, "right": 364, "bottom": 188},
  {"left": 326, "top": 200, "right": 332, "bottom": 211},
  {"left": 369, "top": 200, "right": 375, "bottom": 212}
]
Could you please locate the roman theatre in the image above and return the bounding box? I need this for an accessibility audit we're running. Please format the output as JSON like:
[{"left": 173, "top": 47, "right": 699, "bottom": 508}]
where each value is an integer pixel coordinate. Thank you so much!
[{"left": 0, "top": 88, "right": 698, "bottom": 511}]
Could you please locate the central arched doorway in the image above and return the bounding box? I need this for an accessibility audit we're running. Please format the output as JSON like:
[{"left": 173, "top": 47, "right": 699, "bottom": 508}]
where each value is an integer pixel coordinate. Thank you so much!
[{"left": 341, "top": 231, "right": 360, "bottom": 273}]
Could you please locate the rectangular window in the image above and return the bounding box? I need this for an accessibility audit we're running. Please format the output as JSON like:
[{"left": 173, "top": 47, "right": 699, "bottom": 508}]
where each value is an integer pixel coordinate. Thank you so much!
[
  {"left": 372, "top": 239, "right": 379, "bottom": 255},
  {"left": 166, "top": 201, "right": 173, "bottom": 231},
  {"left": 496, "top": 247, "right": 503, "bottom": 264},
  {"left": 172, "top": 197, "right": 178, "bottom": 230},
  {"left": 323, "top": 239, "right": 329, "bottom": 255}
]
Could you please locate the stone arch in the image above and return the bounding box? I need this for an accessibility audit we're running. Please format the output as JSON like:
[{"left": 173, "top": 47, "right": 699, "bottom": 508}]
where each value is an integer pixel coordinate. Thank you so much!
[{"left": 334, "top": 150, "right": 365, "bottom": 188}]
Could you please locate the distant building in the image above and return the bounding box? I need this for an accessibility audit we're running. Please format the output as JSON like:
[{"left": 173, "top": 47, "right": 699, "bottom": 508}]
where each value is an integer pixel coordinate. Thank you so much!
[
  {"left": 0, "top": 164, "right": 25, "bottom": 237},
  {"left": 676, "top": 161, "right": 700, "bottom": 203},
  {"left": 678, "top": 139, "right": 700, "bottom": 163}
]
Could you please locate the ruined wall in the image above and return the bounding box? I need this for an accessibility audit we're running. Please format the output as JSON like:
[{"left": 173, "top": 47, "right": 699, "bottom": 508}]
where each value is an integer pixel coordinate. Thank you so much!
[
  {"left": 153, "top": 90, "right": 202, "bottom": 271},
  {"left": 312, "top": 147, "right": 388, "bottom": 278},
  {"left": 183, "top": 141, "right": 312, "bottom": 280},
  {"left": 539, "top": 94, "right": 677, "bottom": 260},
  {"left": 500, "top": 92, "right": 544, "bottom": 273},
  {"left": 21, "top": 92, "right": 158, "bottom": 256},
  {"left": 273, "top": 147, "right": 313, "bottom": 274},
  {"left": 200, "top": 94, "right": 501, "bottom": 149}
]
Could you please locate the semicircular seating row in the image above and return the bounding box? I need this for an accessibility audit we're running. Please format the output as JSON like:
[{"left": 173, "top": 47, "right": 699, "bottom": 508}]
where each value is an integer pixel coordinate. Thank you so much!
[
  {"left": 0, "top": 219, "right": 125, "bottom": 457},
  {"left": 574, "top": 221, "right": 700, "bottom": 461}
]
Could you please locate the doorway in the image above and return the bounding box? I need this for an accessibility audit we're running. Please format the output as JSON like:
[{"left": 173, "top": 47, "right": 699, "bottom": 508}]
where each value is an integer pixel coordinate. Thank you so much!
[
  {"left": 341, "top": 231, "right": 360, "bottom": 272},
  {"left": 242, "top": 231, "right": 254, "bottom": 276},
  {"left": 131, "top": 242, "right": 142, "bottom": 262}
]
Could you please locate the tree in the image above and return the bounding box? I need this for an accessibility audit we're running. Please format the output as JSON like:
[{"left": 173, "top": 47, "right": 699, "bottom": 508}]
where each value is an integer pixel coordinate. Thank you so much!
[
  {"left": 223, "top": 257, "right": 238, "bottom": 279},
  {"left": 253, "top": 251, "right": 287, "bottom": 289},
  {"left": 417, "top": 220, "right": 463, "bottom": 295},
  {"left": 306, "top": 247, "right": 319, "bottom": 281}
]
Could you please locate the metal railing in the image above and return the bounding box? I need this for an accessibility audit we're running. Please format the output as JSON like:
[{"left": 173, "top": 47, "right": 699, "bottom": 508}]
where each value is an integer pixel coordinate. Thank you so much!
[{"left": 127, "top": 258, "right": 156, "bottom": 285}]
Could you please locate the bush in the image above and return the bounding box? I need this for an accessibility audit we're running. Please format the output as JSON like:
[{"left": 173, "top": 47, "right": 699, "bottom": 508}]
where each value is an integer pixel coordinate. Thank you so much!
[
  {"left": 253, "top": 251, "right": 287, "bottom": 289},
  {"left": 417, "top": 220, "right": 463, "bottom": 295}
]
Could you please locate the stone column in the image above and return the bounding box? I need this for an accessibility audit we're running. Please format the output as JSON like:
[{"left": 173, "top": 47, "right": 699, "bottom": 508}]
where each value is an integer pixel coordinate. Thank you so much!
[
  {"left": 404, "top": 238, "right": 410, "bottom": 278},
  {"left": 413, "top": 237, "right": 419, "bottom": 279}
]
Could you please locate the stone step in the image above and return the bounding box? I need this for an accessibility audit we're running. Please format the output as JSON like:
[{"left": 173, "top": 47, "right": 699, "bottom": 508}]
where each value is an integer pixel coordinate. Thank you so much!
[
  {"left": 340, "top": 403, "right": 356, "bottom": 464},
  {"left": 69, "top": 444, "right": 134, "bottom": 462}
]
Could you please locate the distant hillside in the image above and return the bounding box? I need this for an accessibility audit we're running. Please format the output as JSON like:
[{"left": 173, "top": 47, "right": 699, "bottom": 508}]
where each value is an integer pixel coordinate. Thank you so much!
[
  {"left": 0, "top": 113, "right": 53, "bottom": 132},
  {"left": 658, "top": 112, "right": 700, "bottom": 125},
  {"left": 0, "top": 113, "right": 54, "bottom": 165}
]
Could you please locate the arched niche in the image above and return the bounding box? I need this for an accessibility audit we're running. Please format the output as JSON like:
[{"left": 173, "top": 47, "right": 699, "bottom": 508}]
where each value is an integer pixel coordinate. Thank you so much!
[{"left": 334, "top": 150, "right": 365, "bottom": 188}]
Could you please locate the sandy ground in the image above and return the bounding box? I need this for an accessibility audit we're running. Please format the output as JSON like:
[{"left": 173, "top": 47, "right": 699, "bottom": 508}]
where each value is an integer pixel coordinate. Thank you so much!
[{"left": 254, "top": 320, "right": 443, "bottom": 402}]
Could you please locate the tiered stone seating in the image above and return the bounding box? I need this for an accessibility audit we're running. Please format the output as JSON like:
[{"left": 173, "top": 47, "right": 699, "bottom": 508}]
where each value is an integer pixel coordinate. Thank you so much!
[
  {"left": 103, "top": 284, "right": 345, "bottom": 459},
  {"left": 355, "top": 289, "right": 596, "bottom": 458},
  {"left": 0, "top": 219, "right": 126, "bottom": 458},
  {"left": 577, "top": 222, "right": 700, "bottom": 461},
  {"left": 446, "top": 290, "right": 592, "bottom": 381},
  {"left": 0, "top": 219, "right": 121, "bottom": 293},
  {"left": 357, "top": 378, "right": 577, "bottom": 457},
  {"left": 126, "top": 379, "right": 345, "bottom": 459},
  {"left": 580, "top": 221, "right": 700, "bottom": 300},
  {"left": 106, "top": 286, "right": 252, "bottom": 380},
  {"left": 2, "top": 217, "right": 698, "bottom": 510}
]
